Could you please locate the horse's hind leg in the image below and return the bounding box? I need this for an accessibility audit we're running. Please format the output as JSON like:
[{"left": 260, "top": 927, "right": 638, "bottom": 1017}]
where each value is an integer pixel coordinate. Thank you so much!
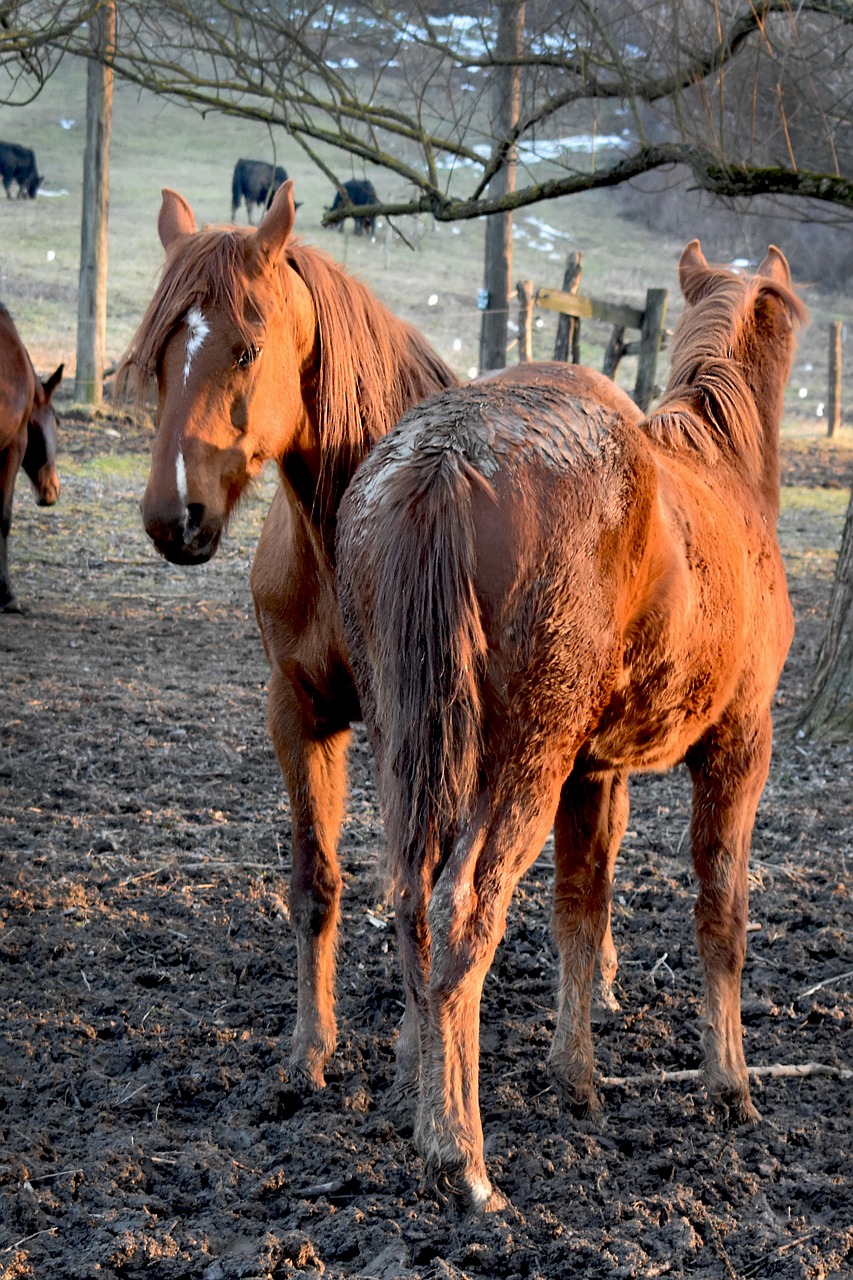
[
  {"left": 687, "top": 711, "right": 773, "bottom": 1126},
  {"left": 596, "top": 802, "right": 624, "bottom": 1015},
  {"left": 267, "top": 667, "right": 351, "bottom": 1090},
  {"left": 548, "top": 768, "right": 629, "bottom": 1116},
  {"left": 419, "top": 769, "right": 562, "bottom": 1210},
  {"left": 386, "top": 880, "right": 429, "bottom": 1118}
]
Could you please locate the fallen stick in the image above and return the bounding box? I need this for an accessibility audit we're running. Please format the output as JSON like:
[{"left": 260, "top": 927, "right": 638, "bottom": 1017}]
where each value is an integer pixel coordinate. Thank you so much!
[
  {"left": 599, "top": 1061, "right": 851, "bottom": 1089},
  {"left": 798, "top": 968, "right": 853, "bottom": 999}
]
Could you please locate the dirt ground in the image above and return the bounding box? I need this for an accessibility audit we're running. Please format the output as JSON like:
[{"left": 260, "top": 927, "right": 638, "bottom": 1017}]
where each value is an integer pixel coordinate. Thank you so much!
[{"left": 1, "top": 414, "right": 851, "bottom": 1280}]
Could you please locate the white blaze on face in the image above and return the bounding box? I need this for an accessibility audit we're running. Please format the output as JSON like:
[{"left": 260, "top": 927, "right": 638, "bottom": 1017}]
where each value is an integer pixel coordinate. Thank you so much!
[
  {"left": 175, "top": 449, "right": 187, "bottom": 506},
  {"left": 183, "top": 305, "right": 210, "bottom": 386}
]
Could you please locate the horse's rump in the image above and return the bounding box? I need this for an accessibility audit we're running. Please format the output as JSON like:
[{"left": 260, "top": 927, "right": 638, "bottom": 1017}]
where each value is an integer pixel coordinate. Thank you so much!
[
  {"left": 338, "top": 431, "right": 489, "bottom": 894},
  {"left": 338, "top": 363, "right": 654, "bottom": 884}
]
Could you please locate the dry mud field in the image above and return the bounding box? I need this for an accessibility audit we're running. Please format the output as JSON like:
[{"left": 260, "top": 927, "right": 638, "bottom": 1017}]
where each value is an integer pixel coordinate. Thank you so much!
[{"left": 1, "top": 414, "right": 852, "bottom": 1280}]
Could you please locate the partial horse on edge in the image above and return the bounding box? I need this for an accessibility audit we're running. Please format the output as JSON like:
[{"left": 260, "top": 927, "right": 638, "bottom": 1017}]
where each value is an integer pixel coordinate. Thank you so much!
[
  {"left": 336, "top": 243, "right": 807, "bottom": 1209},
  {"left": 0, "top": 304, "right": 62, "bottom": 613}
]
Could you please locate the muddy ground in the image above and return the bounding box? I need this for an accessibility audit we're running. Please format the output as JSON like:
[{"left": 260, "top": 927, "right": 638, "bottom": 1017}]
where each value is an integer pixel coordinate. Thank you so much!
[{"left": 1, "top": 414, "right": 851, "bottom": 1280}]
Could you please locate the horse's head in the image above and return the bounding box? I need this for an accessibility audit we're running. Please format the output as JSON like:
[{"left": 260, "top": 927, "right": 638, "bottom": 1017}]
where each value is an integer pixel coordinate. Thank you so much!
[
  {"left": 678, "top": 239, "right": 806, "bottom": 353},
  {"left": 678, "top": 240, "right": 807, "bottom": 423},
  {"left": 24, "top": 363, "right": 63, "bottom": 506},
  {"left": 133, "top": 180, "right": 317, "bottom": 565}
]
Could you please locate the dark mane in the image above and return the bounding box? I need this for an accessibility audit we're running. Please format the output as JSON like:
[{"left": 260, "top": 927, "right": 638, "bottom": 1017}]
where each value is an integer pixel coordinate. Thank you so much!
[
  {"left": 118, "top": 227, "right": 459, "bottom": 477},
  {"left": 646, "top": 265, "right": 807, "bottom": 473}
]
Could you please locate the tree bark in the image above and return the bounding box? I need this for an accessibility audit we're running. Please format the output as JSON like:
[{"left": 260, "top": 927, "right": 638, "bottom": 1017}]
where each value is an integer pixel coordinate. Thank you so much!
[
  {"left": 75, "top": 1, "right": 114, "bottom": 405},
  {"left": 795, "top": 486, "right": 853, "bottom": 740},
  {"left": 478, "top": 1, "right": 525, "bottom": 373}
]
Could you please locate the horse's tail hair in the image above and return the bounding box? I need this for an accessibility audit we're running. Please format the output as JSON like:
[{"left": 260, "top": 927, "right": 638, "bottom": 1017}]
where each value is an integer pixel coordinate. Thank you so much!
[{"left": 344, "top": 449, "right": 488, "bottom": 900}]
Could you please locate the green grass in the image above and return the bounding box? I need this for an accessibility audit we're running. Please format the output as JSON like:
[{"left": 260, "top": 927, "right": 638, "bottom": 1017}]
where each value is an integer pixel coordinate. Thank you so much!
[
  {"left": 60, "top": 452, "right": 149, "bottom": 482},
  {"left": 779, "top": 487, "right": 849, "bottom": 577}
]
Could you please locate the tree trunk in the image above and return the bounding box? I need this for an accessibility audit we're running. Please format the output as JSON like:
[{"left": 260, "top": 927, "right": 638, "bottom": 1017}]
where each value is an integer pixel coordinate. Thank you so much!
[
  {"left": 795, "top": 486, "right": 853, "bottom": 740},
  {"left": 478, "top": 1, "right": 525, "bottom": 373},
  {"left": 75, "top": 2, "right": 115, "bottom": 405}
]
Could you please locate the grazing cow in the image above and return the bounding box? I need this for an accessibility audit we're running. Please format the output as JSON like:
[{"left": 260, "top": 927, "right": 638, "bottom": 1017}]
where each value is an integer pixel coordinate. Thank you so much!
[
  {"left": 0, "top": 142, "right": 41, "bottom": 200},
  {"left": 231, "top": 158, "right": 288, "bottom": 223},
  {"left": 328, "top": 178, "right": 379, "bottom": 238}
]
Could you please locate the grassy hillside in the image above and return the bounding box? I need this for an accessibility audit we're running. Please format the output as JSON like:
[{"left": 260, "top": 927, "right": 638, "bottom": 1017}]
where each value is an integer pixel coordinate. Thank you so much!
[{"left": 0, "top": 54, "right": 850, "bottom": 436}]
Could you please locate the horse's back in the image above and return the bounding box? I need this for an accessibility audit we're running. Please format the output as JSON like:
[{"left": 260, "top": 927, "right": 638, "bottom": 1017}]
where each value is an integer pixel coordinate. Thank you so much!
[
  {"left": 341, "top": 358, "right": 792, "bottom": 777},
  {"left": 341, "top": 362, "right": 654, "bottom": 742}
]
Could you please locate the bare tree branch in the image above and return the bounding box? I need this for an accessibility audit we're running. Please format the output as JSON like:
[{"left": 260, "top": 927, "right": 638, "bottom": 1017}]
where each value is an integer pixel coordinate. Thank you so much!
[{"left": 1, "top": 0, "right": 851, "bottom": 217}]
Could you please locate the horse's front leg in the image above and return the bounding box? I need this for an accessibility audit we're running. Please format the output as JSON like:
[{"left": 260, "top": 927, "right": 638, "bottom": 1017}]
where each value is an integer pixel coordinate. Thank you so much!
[
  {"left": 687, "top": 711, "right": 773, "bottom": 1126},
  {"left": 267, "top": 666, "right": 351, "bottom": 1090},
  {"left": 420, "top": 776, "right": 561, "bottom": 1211},
  {"left": 548, "top": 768, "right": 629, "bottom": 1116},
  {"left": 0, "top": 436, "right": 25, "bottom": 612}
]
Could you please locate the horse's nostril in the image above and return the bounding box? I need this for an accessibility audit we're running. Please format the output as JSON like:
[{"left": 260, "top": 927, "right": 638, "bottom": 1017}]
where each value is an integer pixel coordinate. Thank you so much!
[{"left": 184, "top": 503, "right": 205, "bottom": 541}]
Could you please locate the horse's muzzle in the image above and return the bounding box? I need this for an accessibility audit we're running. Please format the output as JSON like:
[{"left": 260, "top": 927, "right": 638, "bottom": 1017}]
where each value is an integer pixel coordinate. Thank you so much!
[
  {"left": 35, "top": 466, "right": 60, "bottom": 506},
  {"left": 143, "top": 505, "right": 223, "bottom": 565}
]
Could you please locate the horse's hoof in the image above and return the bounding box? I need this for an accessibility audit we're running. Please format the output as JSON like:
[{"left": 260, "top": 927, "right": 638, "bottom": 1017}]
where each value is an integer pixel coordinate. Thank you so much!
[
  {"left": 547, "top": 1063, "right": 600, "bottom": 1121},
  {"left": 715, "top": 1090, "right": 761, "bottom": 1129},
  {"left": 287, "top": 1056, "right": 328, "bottom": 1094},
  {"left": 476, "top": 1185, "right": 512, "bottom": 1215},
  {"left": 593, "top": 981, "right": 621, "bottom": 1016},
  {"left": 427, "top": 1162, "right": 506, "bottom": 1217}
]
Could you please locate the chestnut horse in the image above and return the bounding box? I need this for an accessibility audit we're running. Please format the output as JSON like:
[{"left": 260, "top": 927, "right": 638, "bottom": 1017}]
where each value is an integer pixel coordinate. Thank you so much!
[
  {"left": 119, "top": 181, "right": 459, "bottom": 1087},
  {"left": 336, "top": 243, "right": 807, "bottom": 1209},
  {"left": 0, "top": 304, "right": 62, "bottom": 612}
]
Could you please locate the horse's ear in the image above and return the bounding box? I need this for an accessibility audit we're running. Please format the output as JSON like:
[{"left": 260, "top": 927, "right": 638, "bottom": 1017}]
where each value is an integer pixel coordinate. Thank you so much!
[
  {"left": 158, "top": 189, "right": 197, "bottom": 250},
  {"left": 43, "top": 363, "right": 64, "bottom": 398},
  {"left": 251, "top": 180, "right": 296, "bottom": 272},
  {"left": 679, "top": 239, "right": 710, "bottom": 303},
  {"left": 757, "top": 245, "right": 791, "bottom": 287}
]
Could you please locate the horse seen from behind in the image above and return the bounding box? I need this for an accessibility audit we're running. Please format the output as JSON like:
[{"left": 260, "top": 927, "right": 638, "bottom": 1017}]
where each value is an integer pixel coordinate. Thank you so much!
[
  {"left": 120, "top": 180, "right": 458, "bottom": 1087},
  {"left": 336, "top": 242, "right": 807, "bottom": 1210},
  {"left": 0, "top": 304, "right": 62, "bottom": 612}
]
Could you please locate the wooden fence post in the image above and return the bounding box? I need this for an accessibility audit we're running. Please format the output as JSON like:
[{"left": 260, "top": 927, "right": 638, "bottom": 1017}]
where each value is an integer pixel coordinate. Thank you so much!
[
  {"left": 634, "top": 287, "right": 668, "bottom": 412},
  {"left": 828, "top": 321, "right": 843, "bottom": 439},
  {"left": 517, "top": 280, "right": 535, "bottom": 362},
  {"left": 554, "top": 250, "right": 583, "bottom": 362},
  {"left": 603, "top": 326, "right": 626, "bottom": 380}
]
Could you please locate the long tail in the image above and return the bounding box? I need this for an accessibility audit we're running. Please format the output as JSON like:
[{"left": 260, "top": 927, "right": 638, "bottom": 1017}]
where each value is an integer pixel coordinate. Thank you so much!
[{"left": 344, "top": 449, "right": 488, "bottom": 898}]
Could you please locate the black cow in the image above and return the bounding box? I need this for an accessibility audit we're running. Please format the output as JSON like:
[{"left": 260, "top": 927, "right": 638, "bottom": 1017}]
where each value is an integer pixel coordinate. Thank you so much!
[
  {"left": 328, "top": 178, "right": 379, "bottom": 238},
  {"left": 0, "top": 142, "right": 41, "bottom": 199},
  {"left": 231, "top": 158, "right": 288, "bottom": 223}
]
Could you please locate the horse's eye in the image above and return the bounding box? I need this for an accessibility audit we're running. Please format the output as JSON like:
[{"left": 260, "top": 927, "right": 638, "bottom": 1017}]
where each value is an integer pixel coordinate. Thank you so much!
[{"left": 236, "top": 345, "right": 261, "bottom": 369}]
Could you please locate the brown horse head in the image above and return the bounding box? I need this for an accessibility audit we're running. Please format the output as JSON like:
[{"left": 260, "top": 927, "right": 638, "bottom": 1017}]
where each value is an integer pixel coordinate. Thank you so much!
[
  {"left": 24, "top": 362, "right": 63, "bottom": 506},
  {"left": 128, "top": 180, "right": 318, "bottom": 564},
  {"left": 653, "top": 239, "right": 807, "bottom": 507},
  {"left": 124, "top": 177, "right": 453, "bottom": 565}
]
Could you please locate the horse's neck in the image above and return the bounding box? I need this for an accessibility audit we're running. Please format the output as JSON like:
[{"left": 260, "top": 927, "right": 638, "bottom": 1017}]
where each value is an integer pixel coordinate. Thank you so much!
[
  {"left": 745, "top": 358, "right": 789, "bottom": 516},
  {"left": 279, "top": 412, "right": 367, "bottom": 554}
]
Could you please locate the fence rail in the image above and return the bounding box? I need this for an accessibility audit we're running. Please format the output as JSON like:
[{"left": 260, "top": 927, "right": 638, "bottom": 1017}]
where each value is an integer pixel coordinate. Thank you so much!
[{"left": 516, "top": 255, "right": 668, "bottom": 412}]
